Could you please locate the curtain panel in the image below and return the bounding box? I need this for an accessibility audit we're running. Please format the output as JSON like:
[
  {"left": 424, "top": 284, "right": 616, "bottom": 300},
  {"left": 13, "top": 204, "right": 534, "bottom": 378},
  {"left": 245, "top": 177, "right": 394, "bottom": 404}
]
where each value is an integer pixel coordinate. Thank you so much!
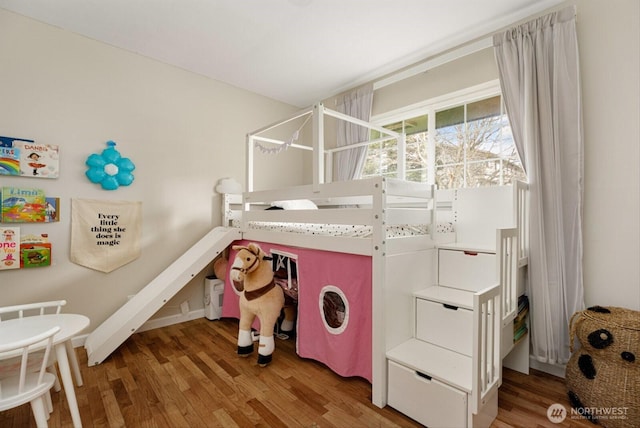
[
  {"left": 493, "top": 5, "right": 584, "bottom": 364},
  {"left": 333, "top": 84, "right": 373, "bottom": 181}
]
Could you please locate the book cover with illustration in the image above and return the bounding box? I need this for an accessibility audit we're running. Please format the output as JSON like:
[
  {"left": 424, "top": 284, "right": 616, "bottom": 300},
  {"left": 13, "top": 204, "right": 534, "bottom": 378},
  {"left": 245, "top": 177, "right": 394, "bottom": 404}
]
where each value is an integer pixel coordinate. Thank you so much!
[
  {"left": 0, "top": 146, "right": 20, "bottom": 176},
  {"left": 0, "top": 227, "right": 20, "bottom": 270},
  {"left": 1, "top": 187, "right": 47, "bottom": 223},
  {"left": 20, "top": 234, "right": 51, "bottom": 268},
  {"left": 0, "top": 136, "right": 59, "bottom": 178},
  {"left": 45, "top": 197, "right": 60, "bottom": 222}
]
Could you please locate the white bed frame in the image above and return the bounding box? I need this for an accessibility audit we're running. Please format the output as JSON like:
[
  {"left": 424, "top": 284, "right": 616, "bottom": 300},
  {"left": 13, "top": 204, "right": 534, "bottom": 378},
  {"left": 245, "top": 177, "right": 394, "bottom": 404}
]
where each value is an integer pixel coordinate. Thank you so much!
[
  {"left": 221, "top": 103, "right": 530, "bottom": 417},
  {"left": 225, "top": 176, "right": 439, "bottom": 408}
]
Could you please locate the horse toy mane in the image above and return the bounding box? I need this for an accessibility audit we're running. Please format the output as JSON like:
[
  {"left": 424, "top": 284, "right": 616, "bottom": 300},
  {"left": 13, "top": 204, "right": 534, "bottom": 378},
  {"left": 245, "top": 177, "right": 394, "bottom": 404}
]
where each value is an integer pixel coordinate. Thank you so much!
[
  {"left": 230, "top": 243, "right": 273, "bottom": 295},
  {"left": 230, "top": 243, "right": 284, "bottom": 367}
]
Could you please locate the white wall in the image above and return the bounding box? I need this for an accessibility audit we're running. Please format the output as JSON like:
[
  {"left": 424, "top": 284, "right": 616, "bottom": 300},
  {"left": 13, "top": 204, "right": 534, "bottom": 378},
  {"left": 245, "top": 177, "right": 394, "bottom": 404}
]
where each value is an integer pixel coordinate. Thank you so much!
[
  {"left": 575, "top": 0, "right": 639, "bottom": 310},
  {"left": 0, "top": 9, "right": 302, "bottom": 327}
]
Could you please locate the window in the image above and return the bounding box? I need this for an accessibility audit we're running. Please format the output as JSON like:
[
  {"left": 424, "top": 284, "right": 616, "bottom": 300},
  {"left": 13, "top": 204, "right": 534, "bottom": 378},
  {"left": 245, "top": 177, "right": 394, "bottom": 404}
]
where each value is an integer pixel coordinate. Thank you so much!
[{"left": 364, "top": 82, "right": 526, "bottom": 188}]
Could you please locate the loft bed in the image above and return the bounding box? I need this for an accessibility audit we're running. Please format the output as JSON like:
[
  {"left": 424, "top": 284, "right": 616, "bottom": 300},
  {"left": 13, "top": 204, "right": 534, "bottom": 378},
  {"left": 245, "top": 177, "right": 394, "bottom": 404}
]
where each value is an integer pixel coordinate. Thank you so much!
[{"left": 218, "top": 103, "right": 529, "bottom": 417}]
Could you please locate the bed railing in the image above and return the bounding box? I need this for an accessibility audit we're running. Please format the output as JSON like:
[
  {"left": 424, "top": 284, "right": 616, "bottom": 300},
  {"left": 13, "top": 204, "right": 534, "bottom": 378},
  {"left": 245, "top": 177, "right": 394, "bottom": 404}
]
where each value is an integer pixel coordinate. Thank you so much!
[
  {"left": 242, "top": 177, "right": 433, "bottom": 227},
  {"left": 221, "top": 177, "right": 437, "bottom": 255},
  {"left": 246, "top": 103, "right": 404, "bottom": 192},
  {"left": 472, "top": 283, "right": 502, "bottom": 415},
  {"left": 497, "top": 228, "right": 518, "bottom": 325}
]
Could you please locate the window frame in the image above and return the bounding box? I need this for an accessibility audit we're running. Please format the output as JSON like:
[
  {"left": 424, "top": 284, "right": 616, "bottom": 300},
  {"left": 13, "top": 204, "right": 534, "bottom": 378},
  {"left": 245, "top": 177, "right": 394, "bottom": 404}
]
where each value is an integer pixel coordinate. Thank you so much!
[{"left": 368, "top": 80, "right": 520, "bottom": 187}]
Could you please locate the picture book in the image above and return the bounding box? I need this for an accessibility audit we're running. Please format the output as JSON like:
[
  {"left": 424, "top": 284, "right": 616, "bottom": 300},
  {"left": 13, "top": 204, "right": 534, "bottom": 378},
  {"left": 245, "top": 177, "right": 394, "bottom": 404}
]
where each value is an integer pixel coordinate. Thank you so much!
[
  {"left": 1, "top": 187, "right": 47, "bottom": 223},
  {"left": 0, "top": 227, "right": 20, "bottom": 270},
  {"left": 0, "top": 145, "right": 20, "bottom": 176},
  {"left": 0, "top": 136, "right": 59, "bottom": 179},
  {"left": 45, "top": 197, "right": 60, "bottom": 222},
  {"left": 20, "top": 234, "right": 51, "bottom": 268}
]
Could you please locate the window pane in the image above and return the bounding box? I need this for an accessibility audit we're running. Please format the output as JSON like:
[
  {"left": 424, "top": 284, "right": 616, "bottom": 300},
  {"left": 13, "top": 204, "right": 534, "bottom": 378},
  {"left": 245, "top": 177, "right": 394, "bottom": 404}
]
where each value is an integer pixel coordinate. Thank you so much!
[
  {"left": 435, "top": 106, "right": 464, "bottom": 180},
  {"left": 466, "top": 113, "right": 502, "bottom": 162},
  {"left": 436, "top": 105, "right": 464, "bottom": 129},
  {"left": 405, "top": 131, "right": 428, "bottom": 182},
  {"left": 404, "top": 114, "right": 428, "bottom": 135},
  {"left": 384, "top": 121, "right": 403, "bottom": 133},
  {"left": 468, "top": 96, "right": 500, "bottom": 121},
  {"left": 362, "top": 145, "right": 398, "bottom": 178},
  {"left": 466, "top": 159, "right": 502, "bottom": 187},
  {"left": 436, "top": 165, "right": 464, "bottom": 189}
]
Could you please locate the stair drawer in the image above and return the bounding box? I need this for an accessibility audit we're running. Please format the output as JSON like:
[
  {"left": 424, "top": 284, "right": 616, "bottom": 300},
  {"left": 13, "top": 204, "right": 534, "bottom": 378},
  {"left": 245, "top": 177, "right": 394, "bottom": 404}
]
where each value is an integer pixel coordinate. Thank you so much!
[
  {"left": 416, "top": 298, "right": 473, "bottom": 356},
  {"left": 439, "top": 248, "right": 496, "bottom": 291},
  {"left": 387, "top": 360, "right": 467, "bottom": 428}
]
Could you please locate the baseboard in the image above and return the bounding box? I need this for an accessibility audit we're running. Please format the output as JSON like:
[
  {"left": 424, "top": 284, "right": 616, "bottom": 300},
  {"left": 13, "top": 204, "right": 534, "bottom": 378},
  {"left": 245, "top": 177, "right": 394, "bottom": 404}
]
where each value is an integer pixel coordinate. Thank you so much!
[
  {"left": 72, "top": 309, "right": 206, "bottom": 349},
  {"left": 136, "top": 309, "right": 205, "bottom": 333}
]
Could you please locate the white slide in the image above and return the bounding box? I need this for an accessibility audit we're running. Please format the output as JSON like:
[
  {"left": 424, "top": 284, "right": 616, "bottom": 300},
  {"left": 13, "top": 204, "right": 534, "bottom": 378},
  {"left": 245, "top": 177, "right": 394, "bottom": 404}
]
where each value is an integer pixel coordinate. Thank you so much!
[{"left": 84, "top": 226, "right": 241, "bottom": 366}]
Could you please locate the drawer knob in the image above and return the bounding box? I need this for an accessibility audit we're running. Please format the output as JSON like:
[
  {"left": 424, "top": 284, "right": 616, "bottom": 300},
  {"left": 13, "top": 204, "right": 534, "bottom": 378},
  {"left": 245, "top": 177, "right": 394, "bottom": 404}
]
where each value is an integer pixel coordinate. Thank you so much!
[
  {"left": 463, "top": 250, "right": 478, "bottom": 256},
  {"left": 443, "top": 303, "right": 459, "bottom": 311}
]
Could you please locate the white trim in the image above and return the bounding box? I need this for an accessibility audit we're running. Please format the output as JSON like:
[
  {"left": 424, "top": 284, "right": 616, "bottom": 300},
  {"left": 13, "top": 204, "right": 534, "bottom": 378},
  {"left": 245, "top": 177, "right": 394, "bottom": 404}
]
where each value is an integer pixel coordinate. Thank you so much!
[
  {"left": 371, "top": 80, "right": 502, "bottom": 125},
  {"left": 135, "top": 309, "right": 205, "bottom": 333},
  {"left": 373, "top": 38, "right": 493, "bottom": 90}
]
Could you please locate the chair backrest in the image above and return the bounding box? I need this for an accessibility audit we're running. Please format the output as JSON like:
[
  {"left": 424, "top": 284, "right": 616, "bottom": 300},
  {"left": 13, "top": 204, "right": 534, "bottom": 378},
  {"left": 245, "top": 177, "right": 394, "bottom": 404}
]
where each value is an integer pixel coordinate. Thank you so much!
[
  {"left": 0, "top": 326, "right": 60, "bottom": 408},
  {"left": 0, "top": 300, "right": 67, "bottom": 321}
]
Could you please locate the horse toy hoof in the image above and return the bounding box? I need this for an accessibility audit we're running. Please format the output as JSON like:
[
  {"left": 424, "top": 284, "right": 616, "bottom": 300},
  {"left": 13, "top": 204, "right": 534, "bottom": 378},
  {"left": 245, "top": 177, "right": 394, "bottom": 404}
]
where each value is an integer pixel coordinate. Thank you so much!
[
  {"left": 237, "top": 344, "right": 254, "bottom": 356},
  {"left": 258, "top": 354, "right": 272, "bottom": 367}
]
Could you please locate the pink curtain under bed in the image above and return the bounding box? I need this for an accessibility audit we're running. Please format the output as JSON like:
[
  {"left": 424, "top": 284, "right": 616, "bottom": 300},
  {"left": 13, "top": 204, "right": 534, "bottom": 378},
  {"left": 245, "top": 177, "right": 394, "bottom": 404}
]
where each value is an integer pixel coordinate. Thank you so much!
[{"left": 221, "top": 240, "right": 372, "bottom": 382}]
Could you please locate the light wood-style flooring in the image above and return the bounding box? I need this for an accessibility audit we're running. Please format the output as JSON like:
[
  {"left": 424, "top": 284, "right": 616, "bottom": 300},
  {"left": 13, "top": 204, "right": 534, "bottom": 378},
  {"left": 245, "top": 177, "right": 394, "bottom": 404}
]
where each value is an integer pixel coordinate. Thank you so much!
[{"left": 1, "top": 317, "right": 595, "bottom": 427}]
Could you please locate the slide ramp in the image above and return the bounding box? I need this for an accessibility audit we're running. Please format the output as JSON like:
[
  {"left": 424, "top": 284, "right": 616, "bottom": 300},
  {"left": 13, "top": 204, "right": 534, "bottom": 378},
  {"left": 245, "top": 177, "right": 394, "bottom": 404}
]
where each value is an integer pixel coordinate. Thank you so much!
[{"left": 84, "top": 226, "right": 241, "bottom": 366}]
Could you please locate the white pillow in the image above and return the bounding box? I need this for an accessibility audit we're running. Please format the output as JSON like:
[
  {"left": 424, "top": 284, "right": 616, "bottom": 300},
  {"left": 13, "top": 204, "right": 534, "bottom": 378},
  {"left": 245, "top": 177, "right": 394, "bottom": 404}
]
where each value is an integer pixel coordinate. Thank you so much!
[{"left": 272, "top": 199, "right": 318, "bottom": 210}]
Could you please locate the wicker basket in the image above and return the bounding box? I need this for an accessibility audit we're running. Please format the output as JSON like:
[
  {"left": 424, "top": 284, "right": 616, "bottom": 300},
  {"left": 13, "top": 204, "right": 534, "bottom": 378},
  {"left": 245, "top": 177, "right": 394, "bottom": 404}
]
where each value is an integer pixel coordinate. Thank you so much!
[
  {"left": 570, "top": 306, "right": 640, "bottom": 359},
  {"left": 566, "top": 306, "right": 639, "bottom": 428}
]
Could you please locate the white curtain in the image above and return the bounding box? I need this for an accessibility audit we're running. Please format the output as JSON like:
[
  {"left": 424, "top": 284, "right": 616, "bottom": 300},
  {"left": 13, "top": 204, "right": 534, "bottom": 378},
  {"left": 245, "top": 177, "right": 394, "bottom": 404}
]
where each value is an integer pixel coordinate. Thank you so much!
[
  {"left": 334, "top": 84, "right": 373, "bottom": 181},
  {"left": 493, "top": 5, "right": 584, "bottom": 364}
]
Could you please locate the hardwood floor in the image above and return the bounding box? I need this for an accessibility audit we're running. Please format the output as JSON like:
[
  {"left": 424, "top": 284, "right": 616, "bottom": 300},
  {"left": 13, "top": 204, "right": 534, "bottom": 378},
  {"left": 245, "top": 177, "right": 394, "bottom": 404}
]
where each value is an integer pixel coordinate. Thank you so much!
[{"left": 1, "top": 317, "right": 596, "bottom": 427}]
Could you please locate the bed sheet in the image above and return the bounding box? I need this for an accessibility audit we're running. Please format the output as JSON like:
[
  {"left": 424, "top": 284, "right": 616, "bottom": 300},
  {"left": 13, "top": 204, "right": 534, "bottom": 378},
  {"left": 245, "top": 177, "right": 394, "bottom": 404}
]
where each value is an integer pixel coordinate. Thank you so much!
[{"left": 231, "top": 219, "right": 454, "bottom": 238}]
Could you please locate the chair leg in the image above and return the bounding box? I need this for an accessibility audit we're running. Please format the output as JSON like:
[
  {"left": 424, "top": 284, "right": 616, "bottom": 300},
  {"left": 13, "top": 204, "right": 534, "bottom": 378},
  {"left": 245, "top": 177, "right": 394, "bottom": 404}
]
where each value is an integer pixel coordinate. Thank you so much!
[
  {"left": 45, "top": 390, "right": 53, "bottom": 414},
  {"left": 31, "top": 395, "right": 49, "bottom": 428},
  {"left": 65, "top": 340, "right": 83, "bottom": 387},
  {"left": 47, "top": 365, "right": 61, "bottom": 392}
]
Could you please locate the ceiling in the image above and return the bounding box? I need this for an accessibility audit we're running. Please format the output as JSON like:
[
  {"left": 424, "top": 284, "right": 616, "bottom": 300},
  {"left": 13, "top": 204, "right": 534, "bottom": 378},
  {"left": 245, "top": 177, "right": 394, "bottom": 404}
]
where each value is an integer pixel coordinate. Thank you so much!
[{"left": 0, "top": 0, "right": 561, "bottom": 107}]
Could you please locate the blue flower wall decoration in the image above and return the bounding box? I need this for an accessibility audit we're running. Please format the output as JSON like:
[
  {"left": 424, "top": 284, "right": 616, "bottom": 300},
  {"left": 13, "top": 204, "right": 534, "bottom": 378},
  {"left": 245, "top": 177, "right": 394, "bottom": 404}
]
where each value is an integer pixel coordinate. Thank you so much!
[{"left": 85, "top": 141, "right": 135, "bottom": 190}]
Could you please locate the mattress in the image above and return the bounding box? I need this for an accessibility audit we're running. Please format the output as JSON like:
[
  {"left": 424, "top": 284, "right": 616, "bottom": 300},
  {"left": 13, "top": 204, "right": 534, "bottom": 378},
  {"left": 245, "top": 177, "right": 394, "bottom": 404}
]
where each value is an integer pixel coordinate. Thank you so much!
[{"left": 231, "top": 219, "right": 454, "bottom": 238}]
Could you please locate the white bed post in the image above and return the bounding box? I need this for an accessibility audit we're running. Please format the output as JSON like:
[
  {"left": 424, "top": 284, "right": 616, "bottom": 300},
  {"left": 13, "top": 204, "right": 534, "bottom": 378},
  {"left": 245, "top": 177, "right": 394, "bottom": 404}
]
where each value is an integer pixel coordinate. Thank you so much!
[
  {"left": 371, "top": 177, "right": 387, "bottom": 407},
  {"left": 245, "top": 133, "right": 254, "bottom": 226},
  {"left": 312, "top": 103, "right": 325, "bottom": 192},
  {"left": 246, "top": 134, "right": 254, "bottom": 193},
  {"left": 397, "top": 133, "right": 406, "bottom": 181}
]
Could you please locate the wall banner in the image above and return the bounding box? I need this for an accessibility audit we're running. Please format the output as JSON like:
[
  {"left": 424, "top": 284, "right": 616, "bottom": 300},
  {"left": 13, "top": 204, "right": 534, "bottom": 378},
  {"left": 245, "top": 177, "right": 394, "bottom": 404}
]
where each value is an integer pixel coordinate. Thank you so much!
[{"left": 70, "top": 199, "right": 142, "bottom": 273}]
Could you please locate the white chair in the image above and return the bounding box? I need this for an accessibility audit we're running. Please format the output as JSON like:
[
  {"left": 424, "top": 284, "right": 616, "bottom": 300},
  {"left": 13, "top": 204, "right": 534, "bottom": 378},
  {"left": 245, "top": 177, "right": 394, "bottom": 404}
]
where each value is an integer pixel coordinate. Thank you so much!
[
  {"left": 0, "top": 301, "right": 83, "bottom": 391},
  {"left": 0, "top": 326, "right": 60, "bottom": 427}
]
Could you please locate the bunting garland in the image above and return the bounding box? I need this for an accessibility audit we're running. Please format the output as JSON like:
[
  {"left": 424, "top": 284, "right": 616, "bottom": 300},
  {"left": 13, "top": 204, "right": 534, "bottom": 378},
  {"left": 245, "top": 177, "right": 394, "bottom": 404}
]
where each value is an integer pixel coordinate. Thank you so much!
[{"left": 255, "top": 115, "right": 311, "bottom": 155}]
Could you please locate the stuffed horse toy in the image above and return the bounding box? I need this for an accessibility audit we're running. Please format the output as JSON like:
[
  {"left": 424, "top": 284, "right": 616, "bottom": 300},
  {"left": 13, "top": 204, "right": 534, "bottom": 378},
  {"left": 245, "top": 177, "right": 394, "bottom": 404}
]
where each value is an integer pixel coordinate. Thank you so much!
[{"left": 230, "top": 243, "right": 284, "bottom": 366}]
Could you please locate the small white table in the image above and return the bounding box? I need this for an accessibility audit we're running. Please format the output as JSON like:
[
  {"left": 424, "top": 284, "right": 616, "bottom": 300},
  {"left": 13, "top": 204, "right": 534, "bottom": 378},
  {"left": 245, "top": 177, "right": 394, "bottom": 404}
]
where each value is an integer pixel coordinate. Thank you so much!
[{"left": 0, "top": 313, "right": 89, "bottom": 428}]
